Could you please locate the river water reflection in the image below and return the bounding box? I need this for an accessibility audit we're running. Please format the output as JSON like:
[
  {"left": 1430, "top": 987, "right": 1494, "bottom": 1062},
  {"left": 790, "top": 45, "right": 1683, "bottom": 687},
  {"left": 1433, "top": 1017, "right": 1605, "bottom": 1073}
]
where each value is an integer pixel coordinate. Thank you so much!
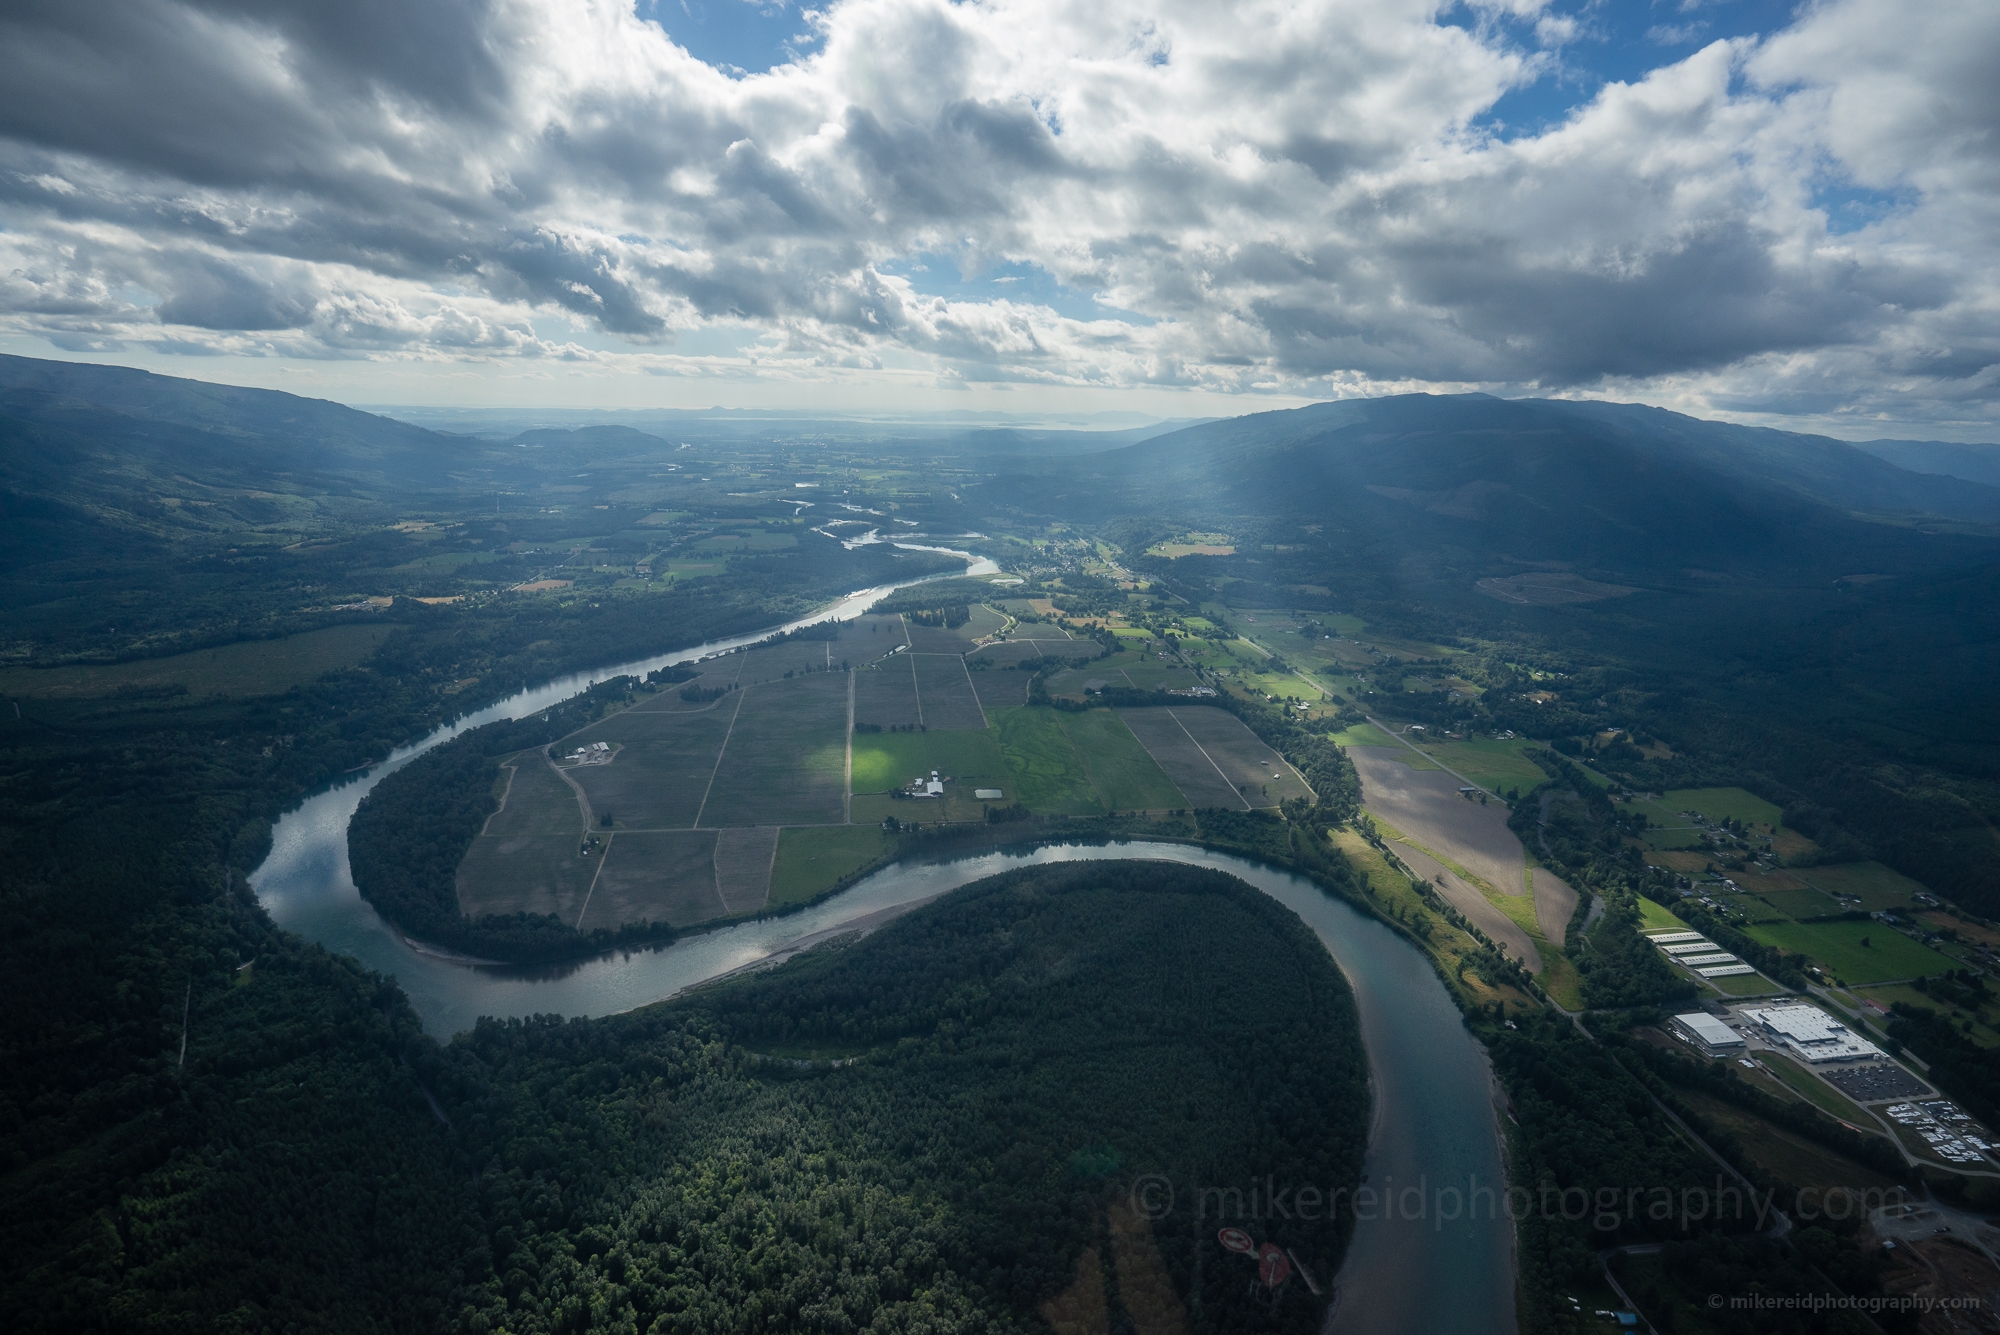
[{"left": 250, "top": 567, "right": 1512, "bottom": 1334}]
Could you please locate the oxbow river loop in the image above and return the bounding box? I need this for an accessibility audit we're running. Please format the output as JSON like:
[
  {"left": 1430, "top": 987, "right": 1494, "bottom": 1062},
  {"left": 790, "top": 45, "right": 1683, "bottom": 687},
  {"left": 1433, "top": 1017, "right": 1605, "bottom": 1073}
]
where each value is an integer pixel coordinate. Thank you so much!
[{"left": 250, "top": 562, "right": 1513, "bottom": 1335}]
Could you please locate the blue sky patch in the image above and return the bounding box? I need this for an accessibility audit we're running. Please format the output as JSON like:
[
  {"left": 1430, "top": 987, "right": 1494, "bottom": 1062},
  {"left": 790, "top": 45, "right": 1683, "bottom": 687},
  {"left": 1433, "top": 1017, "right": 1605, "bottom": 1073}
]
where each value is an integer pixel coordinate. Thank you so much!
[
  {"left": 642, "top": 0, "right": 819, "bottom": 76},
  {"left": 1459, "top": 0, "right": 1802, "bottom": 139}
]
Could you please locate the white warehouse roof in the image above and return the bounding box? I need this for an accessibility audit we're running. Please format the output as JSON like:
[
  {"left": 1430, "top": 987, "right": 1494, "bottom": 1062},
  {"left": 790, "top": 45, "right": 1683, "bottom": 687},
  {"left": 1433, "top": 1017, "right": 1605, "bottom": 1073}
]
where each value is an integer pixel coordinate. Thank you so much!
[
  {"left": 1744, "top": 1005, "right": 1883, "bottom": 1063},
  {"left": 1662, "top": 941, "right": 1718, "bottom": 956},
  {"left": 1648, "top": 932, "right": 1705, "bottom": 944},
  {"left": 1673, "top": 1013, "right": 1743, "bottom": 1048}
]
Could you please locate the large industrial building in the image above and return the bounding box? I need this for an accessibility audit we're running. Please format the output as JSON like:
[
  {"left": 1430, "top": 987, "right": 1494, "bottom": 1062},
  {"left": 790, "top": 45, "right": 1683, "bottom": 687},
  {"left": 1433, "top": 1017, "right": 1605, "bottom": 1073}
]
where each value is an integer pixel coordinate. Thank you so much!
[
  {"left": 1742, "top": 1005, "right": 1883, "bottom": 1063},
  {"left": 1670, "top": 1013, "right": 1745, "bottom": 1057}
]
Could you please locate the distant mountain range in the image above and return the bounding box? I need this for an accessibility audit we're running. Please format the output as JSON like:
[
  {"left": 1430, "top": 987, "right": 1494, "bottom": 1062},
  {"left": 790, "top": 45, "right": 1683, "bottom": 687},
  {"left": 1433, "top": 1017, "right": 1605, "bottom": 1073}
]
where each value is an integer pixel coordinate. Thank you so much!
[
  {"left": 1851, "top": 437, "right": 2000, "bottom": 489},
  {"left": 5, "top": 354, "right": 1999, "bottom": 588},
  {"left": 986, "top": 393, "right": 2000, "bottom": 584}
]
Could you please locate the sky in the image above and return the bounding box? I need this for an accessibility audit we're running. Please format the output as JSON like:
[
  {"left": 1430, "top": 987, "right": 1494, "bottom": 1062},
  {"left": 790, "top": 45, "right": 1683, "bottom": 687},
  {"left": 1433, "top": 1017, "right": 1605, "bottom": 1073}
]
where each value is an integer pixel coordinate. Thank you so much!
[{"left": 0, "top": 0, "right": 1995, "bottom": 438}]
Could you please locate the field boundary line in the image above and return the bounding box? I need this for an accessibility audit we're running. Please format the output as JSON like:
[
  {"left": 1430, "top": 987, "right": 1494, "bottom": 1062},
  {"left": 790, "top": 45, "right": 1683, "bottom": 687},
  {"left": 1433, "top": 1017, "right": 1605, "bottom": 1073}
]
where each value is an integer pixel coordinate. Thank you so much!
[
  {"left": 960, "top": 654, "right": 989, "bottom": 729},
  {"left": 1166, "top": 708, "right": 1251, "bottom": 810},
  {"left": 844, "top": 670, "right": 855, "bottom": 824},
  {"left": 479, "top": 762, "right": 519, "bottom": 836},
  {"left": 692, "top": 688, "right": 749, "bottom": 829},
  {"left": 908, "top": 642, "right": 925, "bottom": 726},
  {"left": 706, "top": 832, "right": 730, "bottom": 917},
  {"left": 574, "top": 832, "right": 612, "bottom": 929},
  {"left": 761, "top": 829, "right": 781, "bottom": 913}
]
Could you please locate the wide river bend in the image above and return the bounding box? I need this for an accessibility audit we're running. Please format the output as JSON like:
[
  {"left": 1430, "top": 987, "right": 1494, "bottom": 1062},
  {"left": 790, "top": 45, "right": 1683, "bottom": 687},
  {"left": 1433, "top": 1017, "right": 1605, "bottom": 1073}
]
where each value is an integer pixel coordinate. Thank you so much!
[{"left": 250, "top": 568, "right": 1514, "bottom": 1334}]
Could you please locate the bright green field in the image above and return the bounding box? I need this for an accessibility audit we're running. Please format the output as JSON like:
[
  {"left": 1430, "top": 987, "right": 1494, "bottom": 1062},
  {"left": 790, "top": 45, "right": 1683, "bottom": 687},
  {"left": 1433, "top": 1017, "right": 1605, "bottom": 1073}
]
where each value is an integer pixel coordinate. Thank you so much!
[
  {"left": 1414, "top": 738, "right": 1550, "bottom": 794},
  {"left": 1745, "top": 919, "right": 1956, "bottom": 985},
  {"left": 1663, "top": 787, "right": 1783, "bottom": 828},
  {"left": 849, "top": 729, "right": 1009, "bottom": 793},
  {"left": 1056, "top": 709, "right": 1186, "bottom": 811},
  {"left": 1330, "top": 722, "right": 1397, "bottom": 747},
  {"left": 1799, "top": 861, "right": 1929, "bottom": 910},
  {"left": 768, "top": 827, "right": 898, "bottom": 907},
  {"left": 1637, "top": 896, "right": 1694, "bottom": 933},
  {"left": 991, "top": 706, "right": 1104, "bottom": 816}
]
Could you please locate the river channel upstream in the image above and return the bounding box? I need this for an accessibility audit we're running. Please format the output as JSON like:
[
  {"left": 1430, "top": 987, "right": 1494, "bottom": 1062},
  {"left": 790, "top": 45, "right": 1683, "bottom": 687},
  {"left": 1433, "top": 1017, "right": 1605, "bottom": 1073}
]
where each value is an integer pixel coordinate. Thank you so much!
[{"left": 250, "top": 560, "right": 1514, "bottom": 1334}]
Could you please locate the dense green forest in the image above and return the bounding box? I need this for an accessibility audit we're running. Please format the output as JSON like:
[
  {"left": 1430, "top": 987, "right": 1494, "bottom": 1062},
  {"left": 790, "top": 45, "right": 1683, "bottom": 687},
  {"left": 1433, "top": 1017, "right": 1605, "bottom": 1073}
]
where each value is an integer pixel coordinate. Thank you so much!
[{"left": 447, "top": 861, "right": 1367, "bottom": 1334}]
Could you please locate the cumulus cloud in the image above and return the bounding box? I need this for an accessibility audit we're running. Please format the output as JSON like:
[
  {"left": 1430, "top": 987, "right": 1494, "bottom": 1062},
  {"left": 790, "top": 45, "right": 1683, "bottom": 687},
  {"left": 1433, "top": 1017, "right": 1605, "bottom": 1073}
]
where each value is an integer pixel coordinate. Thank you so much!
[{"left": 0, "top": 0, "right": 1993, "bottom": 430}]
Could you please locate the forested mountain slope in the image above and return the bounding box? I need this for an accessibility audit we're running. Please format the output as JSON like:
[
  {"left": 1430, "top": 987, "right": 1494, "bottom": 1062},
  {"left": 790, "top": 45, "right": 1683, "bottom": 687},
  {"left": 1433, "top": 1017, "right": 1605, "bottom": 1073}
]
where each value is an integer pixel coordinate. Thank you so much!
[{"left": 985, "top": 393, "right": 2000, "bottom": 584}]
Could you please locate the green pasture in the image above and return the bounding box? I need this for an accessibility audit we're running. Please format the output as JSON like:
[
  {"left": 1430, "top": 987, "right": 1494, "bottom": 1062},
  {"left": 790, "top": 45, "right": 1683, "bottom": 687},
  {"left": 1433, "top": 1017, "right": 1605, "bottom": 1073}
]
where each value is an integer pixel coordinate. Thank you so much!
[
  {"left": 1330, "top": 721, "right": 1398, "bottom": 748},
  {"left": 1414, "top": 737, "right": 1550, "bottom": 794},
  {"left": 1752, "top": 886, "right": 1843, "bottom": 920},
  {"left": 991, "top": 706, "right": 1104, "bottom": 816},
  {"left": 849, "top": 728, "right": 1009, "bottom": 794},
  {"left": 1056, "top": 709, "right": 1186, "bottom": 811},
  {"left": 1745, "top": 919, "right": 1955, "bottom": 985},
  {"left": 0, "top": 623, "right": 395, "bottom": 699},
  {"left": 1798, "top": 861, "right": 1929, "bottom": 911},
  {"left": 768, "top": 827, "right": 899, "bottom": 907},
  {"left": 1636, "top": 896, "right": 1693, "bottom": 933},
  {"left": 1663, "top": 787, "right": 1783, "bottom": 828}
]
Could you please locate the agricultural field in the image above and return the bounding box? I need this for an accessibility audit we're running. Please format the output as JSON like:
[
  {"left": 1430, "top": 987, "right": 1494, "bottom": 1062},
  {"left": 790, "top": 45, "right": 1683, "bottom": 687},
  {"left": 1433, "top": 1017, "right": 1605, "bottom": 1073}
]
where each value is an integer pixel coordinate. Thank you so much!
[
  {"left": 768, "top": 826, "right": 898, "bottom": 907},
  {"left": 565, "top": 702, "right": 739, "bottom": 828},
  {"left": 850, "top": 728, "right": 1010, "bottom": 795},
  {"left": 1797, "top": 861, "right": 1929, "bottom": 911},
  {"left": 1162, "top": 705, "right": 1314, "bottom": 806},
  {"left": 0, "top": 622, "right": 395, "bottom": 698},
  {"left": 990, "top": 705, "right": 1105, "bottom": 816},
  {"left": 1055, "top": 709, "right": 1187, "bottom": 811},
  {"left": 1746, "top": 919, "right": 1957, "bottom": 985},
  {"left": 1344, "top": 746, "right": 1523, "bottom": 895},
  {"left": 1636, "top": 896, "right": 1693, "bottom": 933},
  {"left": 696, "top": 673, "right": 849, "bottom": 827},
  {"left": 966, "top": 666, "right": 1033, "bottom": 710},
  {"left": 1663, "top": 787, "right": 1784, "bottom": 828},
  {"left": 1117, "top": 707, "right": 1250, "bottom": 809},
  {"left": 583, "top": 830, "right": 724, "bottom": 929},
  {"left": 1406, "top": 736, "right": 1550, "bottom": 796},
  {"left": 853, "top": 660, "right": 922, "bottom": 728},
  {"left": 1748, "top": 885, "right": 1845, "bottom": 920},
  {"left": 1329, "top": 721, "right": 1397, "bottom": 747},
  {"left": 908, "top": 653, "right": 988, "bottom": 729},
  {"left": 1115, "top": 705, "right": 1310, "bottom": 810}
]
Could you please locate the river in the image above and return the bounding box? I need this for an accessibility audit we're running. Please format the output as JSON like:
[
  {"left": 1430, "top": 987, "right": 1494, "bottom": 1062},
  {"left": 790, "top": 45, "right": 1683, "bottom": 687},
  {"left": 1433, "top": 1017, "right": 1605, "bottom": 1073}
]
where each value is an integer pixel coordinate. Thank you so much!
[{"left": 249, "top": 563, "right": 1514, "bottom": 1334}]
